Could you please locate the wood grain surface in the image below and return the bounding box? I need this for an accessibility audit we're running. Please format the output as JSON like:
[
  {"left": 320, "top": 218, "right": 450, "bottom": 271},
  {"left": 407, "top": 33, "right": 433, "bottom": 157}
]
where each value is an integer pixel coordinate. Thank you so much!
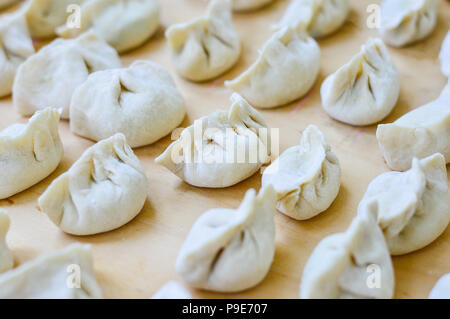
[{"left": 0, "top": 0, "right": 449, "bottom": 299}]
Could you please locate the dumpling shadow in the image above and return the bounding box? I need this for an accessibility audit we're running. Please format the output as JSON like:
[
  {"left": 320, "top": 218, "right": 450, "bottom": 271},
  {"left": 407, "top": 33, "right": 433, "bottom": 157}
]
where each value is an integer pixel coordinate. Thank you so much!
[
  {"left": 257, "top": 76, "right": 322, "bottom": 119},
  {"left": 121, "top": 25, "right": 167, "bottom": 58},
  {"left": 134, "top": 115, "right": 193, "bottom": 159},
  {"left": 316, "top": 8, "right": 363, "bottom": 48},
  {"left": 380, "top": 94, "right": 415, "bottom": 125},
  {"left": 69, "top": 198, "right": 156, "bottom": 245},
  {"left": 173, "top": 171, "right": 263, "bottom": 203},
  {"left": 232, "top": 0, "right": 280, "bottom": 16},
  {"left": 9, "top": 246, "right": 43, "bottom": 267},
  {"left": 0, "top": 95, "right": 12, "bottom": 102},
  {"left": 189, "top": 48, "right": 248, "bottom": 88},
  {"left": 393, "top": 224, "right": 450, "bottom": 260},
  {"left": 194, "top": 243, "right": 297, "bottom": 299},
  {"left": 0, "top": 197, "right": 15, "bottom": 207},
  {"left": 0, "top": 159, "right": 72, "bottom": 206},
  {"left": 297, "top": 184, "right": 354, "bottom": 230}
]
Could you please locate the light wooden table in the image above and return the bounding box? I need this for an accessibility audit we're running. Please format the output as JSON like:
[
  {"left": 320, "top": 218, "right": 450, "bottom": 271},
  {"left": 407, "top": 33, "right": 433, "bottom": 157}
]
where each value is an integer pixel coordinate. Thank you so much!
[{"left": 0, "top": 0, "right": 449, "bottom": 299}]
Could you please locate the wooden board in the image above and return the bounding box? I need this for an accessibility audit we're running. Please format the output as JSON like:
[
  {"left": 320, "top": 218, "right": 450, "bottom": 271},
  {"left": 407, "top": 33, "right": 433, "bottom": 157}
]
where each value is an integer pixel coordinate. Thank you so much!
[{"left": 0, "top": 0, "right": 449, "bottom": 299}]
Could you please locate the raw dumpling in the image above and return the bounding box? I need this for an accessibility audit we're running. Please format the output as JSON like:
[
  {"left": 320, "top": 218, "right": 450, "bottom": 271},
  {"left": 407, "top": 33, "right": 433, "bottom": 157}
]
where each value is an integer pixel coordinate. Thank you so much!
[
  {"left": 376, "top": 82, "right": 450, "bottom": 171},
  {"left": 225, "top": 27, "right": 320, "bottom": 109},
  {"left": 25, "top": 0, "right": 85, "bottom": 39},
  {"left": 0, "top": 11, "right": 35, "bottom": 97},
  {"left": 0, "top": 0, "right": 19, "bottom": 10},
  {"left": 321, "top": 38, "right": 400, "bottom": 126},
  {"left": 0, "top": 244, "right": 102, "bottom": 298},
  {"left": 429, "top": 274, "right": 450, "bottom": 299},
  {"left": 155, "top": 94, "right": 270, "bottom": 188},
  {"left": 38, "top": 134, "right": 148, "bottom": 236},
  {"left": 300, "top": 202, "right": 395, "bottom": 299},
  {"left": 262, "top": 125, "right": 340, "bottom": 220},
  {"left": 176, "top": 186, "right": 276, "bottom": 292},
  {"left": 56, "top": 0, "right": 160, "bottom": 53},
  {"left": 151, "top": 281, "right": 192, "bottom": 299},
  {"left": 70, "top": 60, "right": 186, "bottom": 148},
  {"left": 0, "top": 108, "right": 63, "bottom": 199},
  {"left": 275, "top": 0, "right": 349, "bottom": 38},
  {"left": 439, "top": 31, "right": 450, "bottom": 77},
  {"left": 0, "top": 211, "right": 13, "bottom": 273},
  {"left": 13, "top": 31, "right": 121, "bottom": 119},
  {"left": 358, "top": 153, "right": 449, "bottom": 256},
  {"left": 380, "top": 0, "right": 437, "bottom": 47},
  {"left": 166, "top": 0, "right": 240, "bottom": 82},
  {"left": 231, "top": 0, "right": 273, "bottom": 11}
]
